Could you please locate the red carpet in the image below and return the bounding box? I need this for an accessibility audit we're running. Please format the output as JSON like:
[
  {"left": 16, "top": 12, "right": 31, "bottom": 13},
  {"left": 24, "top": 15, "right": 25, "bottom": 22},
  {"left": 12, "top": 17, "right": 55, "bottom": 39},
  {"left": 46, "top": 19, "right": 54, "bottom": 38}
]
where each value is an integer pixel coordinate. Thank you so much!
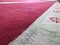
[{"left": 0, "top": 2, "right": 54, "bottom": 45}]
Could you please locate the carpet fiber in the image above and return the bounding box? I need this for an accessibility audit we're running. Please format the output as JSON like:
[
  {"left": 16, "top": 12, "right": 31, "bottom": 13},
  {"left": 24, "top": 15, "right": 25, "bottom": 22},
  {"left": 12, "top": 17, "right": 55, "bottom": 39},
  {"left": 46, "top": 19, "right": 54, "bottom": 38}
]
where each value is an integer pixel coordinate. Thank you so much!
[{"left": 0, "top": 2, "right": 54, "bottom": 45}]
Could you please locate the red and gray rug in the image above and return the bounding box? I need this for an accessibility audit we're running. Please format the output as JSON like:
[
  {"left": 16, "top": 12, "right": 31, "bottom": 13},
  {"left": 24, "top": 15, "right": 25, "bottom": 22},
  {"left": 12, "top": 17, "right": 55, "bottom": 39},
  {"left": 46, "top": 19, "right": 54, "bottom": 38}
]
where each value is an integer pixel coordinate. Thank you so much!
[{"left": 0, "top": 1, "right": 55, "bottom": 45}]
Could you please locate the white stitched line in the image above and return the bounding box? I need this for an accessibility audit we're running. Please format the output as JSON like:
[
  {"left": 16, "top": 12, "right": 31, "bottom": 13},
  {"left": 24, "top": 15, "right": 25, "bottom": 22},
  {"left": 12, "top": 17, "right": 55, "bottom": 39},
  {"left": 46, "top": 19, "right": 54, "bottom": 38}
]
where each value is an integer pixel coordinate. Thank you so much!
[{"left": 0, "top": 1, "right": 56, "bottom": 4}]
